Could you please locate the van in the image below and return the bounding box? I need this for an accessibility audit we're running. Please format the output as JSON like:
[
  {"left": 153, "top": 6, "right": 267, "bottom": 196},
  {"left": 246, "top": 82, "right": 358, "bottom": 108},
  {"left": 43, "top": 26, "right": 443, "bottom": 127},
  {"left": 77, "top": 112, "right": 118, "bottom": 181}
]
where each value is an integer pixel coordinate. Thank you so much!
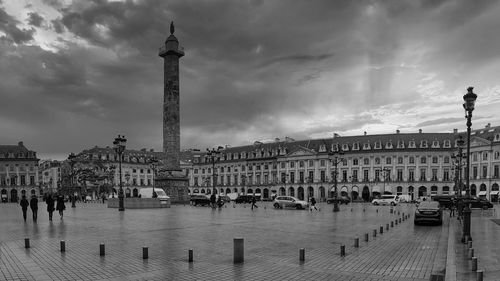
[
  {"left": 372, "top": 195, "right": 399, "bottom": 206},
  {"left": 139, "top": 188, "right": 170, "bottom": 204}
]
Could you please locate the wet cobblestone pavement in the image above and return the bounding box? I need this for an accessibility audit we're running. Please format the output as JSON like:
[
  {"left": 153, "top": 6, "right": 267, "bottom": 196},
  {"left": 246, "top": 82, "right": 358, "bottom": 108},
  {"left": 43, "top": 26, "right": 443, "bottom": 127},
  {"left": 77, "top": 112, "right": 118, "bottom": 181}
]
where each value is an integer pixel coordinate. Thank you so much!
[{"left": 0, "top": 202, "right": 453, "bottom": 280}]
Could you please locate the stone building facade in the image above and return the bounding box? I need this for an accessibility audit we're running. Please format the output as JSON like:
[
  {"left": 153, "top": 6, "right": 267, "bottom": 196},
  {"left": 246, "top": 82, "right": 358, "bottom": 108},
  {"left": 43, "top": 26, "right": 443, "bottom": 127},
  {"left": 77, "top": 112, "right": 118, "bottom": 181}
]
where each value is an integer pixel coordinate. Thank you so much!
[
  {"left": 188, "top": 125, "right": 500, "bottom": 202},
  {"left": 0, "top": 142, "right": 39, "bottom": 202},
  {"left": 38, "top": 159, "right": 61, "bottom": 195}
]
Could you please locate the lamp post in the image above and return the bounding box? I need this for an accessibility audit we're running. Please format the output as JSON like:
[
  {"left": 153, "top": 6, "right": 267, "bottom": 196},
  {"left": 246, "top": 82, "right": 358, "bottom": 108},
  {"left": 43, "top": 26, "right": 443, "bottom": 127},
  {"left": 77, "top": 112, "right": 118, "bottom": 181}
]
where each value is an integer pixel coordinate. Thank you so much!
[
  {"left": 207, "top": 146, "right": 224, "bottom": 196},
  {"left": 149, "top": 157, "right": 158, "bottom": 197},
  {"left": 382, "top": 168, "right": 391, "bottom": 195},
  {"left": 452, "top": 136, "right": 466, "bottom": 218},
  {"left": 113, "top": 135, "right": 127, "bottom": 212},
  {"left": 462, "top": 86, "right": 477, "bottom": 243},
  {"left": 328, "top": 148, "right": 344, "bottom": 212},
  {"left": 68, "top": 153, "right": 77, "bottom": 208}
]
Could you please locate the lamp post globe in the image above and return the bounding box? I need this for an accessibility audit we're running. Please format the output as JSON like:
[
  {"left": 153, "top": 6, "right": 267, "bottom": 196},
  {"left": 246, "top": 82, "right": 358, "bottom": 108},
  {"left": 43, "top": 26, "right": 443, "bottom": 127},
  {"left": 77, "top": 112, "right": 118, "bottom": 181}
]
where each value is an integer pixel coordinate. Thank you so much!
[
  {"left": 113, "top": 135, "right": 127, "bottom": 212},
  {"left": 462, "top": 87, "right": 477, "bottom": 243}
]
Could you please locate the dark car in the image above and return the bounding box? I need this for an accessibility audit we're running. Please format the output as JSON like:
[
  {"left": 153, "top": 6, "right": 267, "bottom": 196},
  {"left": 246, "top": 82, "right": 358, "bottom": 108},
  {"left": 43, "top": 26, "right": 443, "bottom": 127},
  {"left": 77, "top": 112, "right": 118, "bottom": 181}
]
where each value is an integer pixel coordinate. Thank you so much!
[
  {"left": 414, "top": 201, "right": 442, "bottom": 225},
  {"left": 235, "top": 195, "right": 254, "bottom": 204},
  {"left": 326, "top": 196, "right": 350, "bottom": 204},
  {"left": 431, "top": 195, "right": 456, "bottom": 208},
  {"left": 463, "top": 197, "right": 494, "bottom": 209},
  {"left": 190, "top": 195, "right": 211, "bottom": 206}
]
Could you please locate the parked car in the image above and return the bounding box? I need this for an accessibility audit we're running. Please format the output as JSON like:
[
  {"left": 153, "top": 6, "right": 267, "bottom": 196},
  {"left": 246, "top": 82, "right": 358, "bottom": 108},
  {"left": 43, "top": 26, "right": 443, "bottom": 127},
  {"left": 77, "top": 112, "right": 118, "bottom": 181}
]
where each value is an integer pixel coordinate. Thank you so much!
[
  {"left": 431, "top": 195, "right": 455, "bottom": 208},
  {"left": 235, "top": 195, "right": 254, "bottom": 204},
  {"left": 190, "top": 195, "right": 211, "bottom": 206},
  {"left": 463, "top": 197, "right": 494, "bottom": 209},
  {"left": 372, "top": 195, "right": 399, "bottom": 206},
  {"left": 326, "top": 196, "right": 350, "bottom": 204},
  {"left": 414, "top": 201, "right": 443, "bottom": 225},
  {"left": 218, "top": 195, "right": 231, "bottom": 204},
  {"left": 273, "top": 196, "right": 309, "bottom": 210}
]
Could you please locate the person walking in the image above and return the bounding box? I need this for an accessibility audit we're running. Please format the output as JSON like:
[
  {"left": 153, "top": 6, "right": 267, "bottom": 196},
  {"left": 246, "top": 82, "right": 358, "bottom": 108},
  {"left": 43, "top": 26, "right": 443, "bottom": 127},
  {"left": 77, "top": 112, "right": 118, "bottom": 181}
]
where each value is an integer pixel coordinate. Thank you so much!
[
  {"left": 310, "top": 197, "right": 318, "bottom": 211},
  {"left": 46, "top": 193, "right": 55, "bottom": 221},
  {"left": 217, "top": 195, "right": 223, "bottom": 209},
  {"left": 19, "top": 195, "right": 29, "bottom": 222},
  {"left": 56, "top": 194, "right": 66, "bottom": 220},
  {"left": 251, "top": 195, "right": 258, "bottom": 210},
  {"left": 30, "top": 195, "right": 38, "bottom": 223}
]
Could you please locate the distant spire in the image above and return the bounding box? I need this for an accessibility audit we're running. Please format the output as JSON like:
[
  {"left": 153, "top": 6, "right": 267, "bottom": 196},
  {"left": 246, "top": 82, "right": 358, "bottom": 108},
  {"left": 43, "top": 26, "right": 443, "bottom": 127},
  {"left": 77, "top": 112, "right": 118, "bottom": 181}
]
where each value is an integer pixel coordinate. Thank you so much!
[{"left": 170, "top": 21, "right": 175, "bottom": 35}]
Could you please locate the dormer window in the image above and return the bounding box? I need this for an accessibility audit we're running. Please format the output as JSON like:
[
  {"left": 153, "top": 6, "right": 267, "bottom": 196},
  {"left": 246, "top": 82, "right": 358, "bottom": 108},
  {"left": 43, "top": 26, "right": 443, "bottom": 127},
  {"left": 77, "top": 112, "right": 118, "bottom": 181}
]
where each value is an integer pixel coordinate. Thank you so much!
[
  {"left": 385, "top": 141, "right": 393, "bottom": 149},
  {"left": 319, "top": 144, "right": 326, "bottom": 152},
  {"left": 431, "top": 141, "right": 439, "bottom": 148},
  {"left": 352, "top": 142, "right": 360, "bottom": 150},
  {"left": 331, "top": 143, "right": 339, "bottom": 151},
  {"left": 443, "top": 140, "right": 451, "bottom": 148},
  {"left": 408, "top": 141, "right": 416, "bottom": 148},
  {"left": 397, "top": 140, "right": 404, "bottom": 149},
  {"left": 375, "top": 157, "right": 381, "bottom": 164},
  {"left": 374, "top": 141, "right": 382, "bottom": 149},
  {"left": 363, "top": 143, "right": 371, "bottom": 150},
  {"left": 342, "top": 144, "right": 349, "bottom": 151},
  {"left": 420, "top": 140, "right": 428, "bottom": 148},
  {"left": 495, "top": 134, "right": 500, "bottom": 141}
]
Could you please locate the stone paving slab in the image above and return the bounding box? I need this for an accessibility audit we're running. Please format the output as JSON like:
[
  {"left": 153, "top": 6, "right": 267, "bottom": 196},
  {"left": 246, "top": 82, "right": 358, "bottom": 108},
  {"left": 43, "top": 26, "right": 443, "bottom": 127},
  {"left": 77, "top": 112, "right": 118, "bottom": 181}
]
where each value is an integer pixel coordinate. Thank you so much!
[{"left": 0, "top": 202, "right": 446, "bottom": 280}]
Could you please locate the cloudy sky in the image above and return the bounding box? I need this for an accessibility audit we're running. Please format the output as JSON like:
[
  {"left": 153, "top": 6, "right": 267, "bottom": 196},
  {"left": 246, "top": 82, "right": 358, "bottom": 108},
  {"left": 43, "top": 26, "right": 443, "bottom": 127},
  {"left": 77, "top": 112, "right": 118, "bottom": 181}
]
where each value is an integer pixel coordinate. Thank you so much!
[{"left": 1, "top": 0, "right": 500, "bottom": 160}]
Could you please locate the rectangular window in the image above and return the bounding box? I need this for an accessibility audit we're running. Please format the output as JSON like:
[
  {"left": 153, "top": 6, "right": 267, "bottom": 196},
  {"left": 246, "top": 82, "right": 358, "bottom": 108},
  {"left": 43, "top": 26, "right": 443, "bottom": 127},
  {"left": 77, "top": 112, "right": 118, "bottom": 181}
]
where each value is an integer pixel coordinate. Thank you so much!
[
  {"left": 494, "top": 165, "right": 499, "bottom": 178},
  {"left": 308, "top": 171, "right": 314, "bottom": 182},
  {"left": 20, "top": 175, "right": 26, "bottom": 185},
  {"left": 363, "top": 170, "right": 369, "bottom": 181},
  {"left": 281, "top": 173, "right": 286, "bottom": 183},
  {"left": 299, "top": 172, "right": 304, "bottom": 183},
  {"left": 309, "top": 160, "right": 314, "bottom": 167},
  {"left": 397, "top": 169, "right": 403, "bottom": 181},
  {"left": 420, "top": 169, "right": 426, "bottom": 181},
  {"left": 234, "top": 175, "right": 238, "bottom": 185},
  {"left": 290, "top": 172, "right": 295, "bottom": 183},
  {"left": 473, "top": 166, "right": 478, "bottom": 179},
  {"left": 375, "top": 170, "right": 380, "bottom": 181},
  {"left": 320, "top": 171, "right": 326, "bottom": 182},
  {"left": 320, "top": 159, "right": 325, "bottom": 167},
  {"left": 280, "top": 162, "right": 285, "bottom": 169},
  {"left": 30, "top": 176, "right": 35, "bottom": 185},
  {"left": 352, "top": 170, "right": 358, "bottom": 182},
  {"left": 140, "top": 179, "right": 144, "bottom": 186},
  {"left": 194, "top": 177, "right": 198, "bottom": 186},
  {"left": 264, "top": 174, "right": 269, "bottom": 184},
  {"left": 133, "top": 178, "right": 137, "bottom": 185},
  {"left": 227, "top": 175, "right": 231, "bottom": 185},
  {"left": 353, "top": 159, "right": 358, "bottom": 165},
  {"left": 342, "top": 170, "right": 347, "bottom": 182},
  {"left": 409, "top": 169, "right": 415, "bottom": 181},
  {"left": 482, "top": 166, "right": 487, "bottom": 178},
  {"left": 409, "top": 157, "right": 415, "bottom": 164},
  {"left": 256, "top": 175, "right": 261, "bottom": 185},
  {"left": 290, "top": 162, "right": 295, "bottom": 168},
  {"left": 432, "top": 169, "right": 438, "bottom": 181},
  {"left": 421, "top": 157, "right": 426, "bottom": 164},
  {"left": 220, "top": 176, "right": 224, "bottom": 186},
  {"left": 443, "top": 169, "right": 449, "bottom": 181}
]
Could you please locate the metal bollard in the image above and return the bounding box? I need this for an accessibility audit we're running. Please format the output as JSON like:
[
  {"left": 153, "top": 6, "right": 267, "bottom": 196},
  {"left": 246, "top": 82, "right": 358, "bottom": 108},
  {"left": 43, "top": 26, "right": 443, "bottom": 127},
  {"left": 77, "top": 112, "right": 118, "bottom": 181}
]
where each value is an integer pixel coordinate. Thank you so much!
[
  {"left": 25, "top": 238, "right": 30, "bottom": 249},
  {"left": 188, "top": 249, "right": 193, "bottom": 262},
  {"left": 390, "top": 208, "right": 393, "bottom": 214},
  {"left": 395, "top": 219, "right": 398, "bottom": 225},
  {"left": 399, "top": 218, "right": 401, "bottom": 223},
  {"left": 373, "top": 229, "right": 377, "bottom": 237},
  {"left": 60, "top": 240, "right": 65, "bottom": 252},
  {"left": 100, "top": 244, "right": 105, "bottom": 256},
  {"left": 299, "top": 248, "right": 305, "bottom": 261},
  {"left": 340, "top": 245, "right": 345, "bottom": 257},
  {"left": 386, "top": 224, "right": 389, "bottom": 230},
  {"left": 472, "top": 257, "right": 477, "bottom": 271},
  {"left": 476, "top": 269, "right": 483, "bottom": 281},
  {"left": 364, "top": 233, "right": 369, "bottom": 242},
  {"left": 391, "top": 221, "right": 394, "bottom": 227},
  {"left": 143, "top": 246, "right": 148, "bottom": 259},
  {"left": 468, "top": 241, "right": 472, "bottom": 249},
  {"left": 376, "top": 209, "right": 378, "bottom": 213},
  {"left": 380, "top": 226, "right": 383, "bottom": 234},
  {"left": 234, "top": 238, "right": 244, "bottom": 263},
  {"left": 468, "top": 248, "right": 474, "bottom": 259},
  {"left": 354, "top": 237, "right": 359, "bottom": 248}
]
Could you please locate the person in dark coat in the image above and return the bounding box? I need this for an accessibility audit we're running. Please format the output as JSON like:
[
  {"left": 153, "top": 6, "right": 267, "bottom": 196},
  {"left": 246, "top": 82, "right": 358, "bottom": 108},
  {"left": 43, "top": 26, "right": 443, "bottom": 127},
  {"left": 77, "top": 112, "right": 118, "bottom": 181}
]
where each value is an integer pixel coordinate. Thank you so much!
[
  {"left": 20, "top": 195, "right": 29, "bottom": 222},
  {"left": 46, "top": 194, "right": 55, "bottom": 221},
  {"left": 210, "top": 193, "right": 216, "bottom": 209},
  {"left": 310, "top": 197, "right": 318, "bottom": 211},
  {"left": 56, "top": 195, "right": 66, "bottom": 220},
  {"left": 30, "top": 195, "right": 38, "bottom": 222},
  {"left": 251, "top": 195, "right": 258, "bottom": 210}
]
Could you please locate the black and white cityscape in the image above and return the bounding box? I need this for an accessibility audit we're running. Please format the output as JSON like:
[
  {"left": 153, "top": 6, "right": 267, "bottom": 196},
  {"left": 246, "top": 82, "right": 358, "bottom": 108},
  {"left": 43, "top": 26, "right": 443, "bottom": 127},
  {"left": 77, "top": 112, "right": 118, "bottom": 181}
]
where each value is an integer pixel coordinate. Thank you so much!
[{"left": 1, "top": 1, "right": 500, "bottom": 280}]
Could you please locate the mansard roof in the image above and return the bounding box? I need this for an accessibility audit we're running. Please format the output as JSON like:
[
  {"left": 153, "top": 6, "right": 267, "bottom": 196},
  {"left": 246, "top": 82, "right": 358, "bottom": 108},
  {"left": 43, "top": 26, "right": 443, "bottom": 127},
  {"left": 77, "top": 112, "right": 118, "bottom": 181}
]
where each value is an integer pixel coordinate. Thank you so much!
[{"left": 0, "top": 142, "right": 38, "bottom": 160}]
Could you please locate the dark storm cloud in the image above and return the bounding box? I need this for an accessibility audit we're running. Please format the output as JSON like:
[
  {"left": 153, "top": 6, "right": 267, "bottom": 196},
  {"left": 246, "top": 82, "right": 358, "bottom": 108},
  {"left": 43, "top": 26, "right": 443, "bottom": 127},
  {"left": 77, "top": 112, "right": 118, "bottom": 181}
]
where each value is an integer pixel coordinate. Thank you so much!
[
  {"left": 0, "top": 5, "right": 35, "bottom": 44},
  {"left": 51, "top": 18, "right": 64, "bottom": 33},
  {"left": 27, "top": 12, "right": 44, "bottom": 27},
  {"left": 259, "top": 54, "right": 334, "bottom": 68}
]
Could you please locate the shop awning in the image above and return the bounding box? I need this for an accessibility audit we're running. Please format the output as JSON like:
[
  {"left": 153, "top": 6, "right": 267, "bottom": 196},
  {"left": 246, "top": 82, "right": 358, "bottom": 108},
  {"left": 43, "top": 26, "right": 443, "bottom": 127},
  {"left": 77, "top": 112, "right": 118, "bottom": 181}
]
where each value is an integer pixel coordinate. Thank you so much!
[
  {"left": 384, "top": 186, "right": 392, "bottom": 193},
  {"left": 340, "top": 186, "right": 348, "bottom": 192},
  {"left": 478, "top": 191, "right": 487, "bottom": 196},
  {"left": 372, "top": 186, "right": 380, "bottom": 193},
  {"left": 352, "top": 186, "right": 359, "bottom": 193},
  {"left": 489, "top": 191, "right": 499, "bottom": 195}
]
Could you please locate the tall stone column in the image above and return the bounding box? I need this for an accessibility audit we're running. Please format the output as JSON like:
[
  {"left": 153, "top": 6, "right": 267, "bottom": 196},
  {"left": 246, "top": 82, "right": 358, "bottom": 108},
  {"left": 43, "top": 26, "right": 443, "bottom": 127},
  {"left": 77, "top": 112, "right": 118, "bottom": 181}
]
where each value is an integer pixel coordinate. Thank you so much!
[{"left": 157, "top": 21, "right": 189, "bottom": 204}]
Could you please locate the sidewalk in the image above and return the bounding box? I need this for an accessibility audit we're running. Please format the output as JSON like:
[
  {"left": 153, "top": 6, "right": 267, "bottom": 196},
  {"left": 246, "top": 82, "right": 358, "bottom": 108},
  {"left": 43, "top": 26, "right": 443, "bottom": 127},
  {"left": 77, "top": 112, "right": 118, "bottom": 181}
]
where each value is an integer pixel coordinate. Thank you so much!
[{"left": 448, "top": 206, "right": 500, "bottom": 281}]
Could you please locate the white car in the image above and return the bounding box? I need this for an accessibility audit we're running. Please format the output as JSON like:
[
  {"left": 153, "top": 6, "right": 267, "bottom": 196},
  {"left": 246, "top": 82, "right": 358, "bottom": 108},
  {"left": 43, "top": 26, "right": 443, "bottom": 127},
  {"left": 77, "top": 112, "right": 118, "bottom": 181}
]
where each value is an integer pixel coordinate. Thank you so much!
[
  {"left": 273, "top": 196, "right": 309, "bottom": 210},
  {"left": 372, "top": 195, "right": 399, "bottom": 206}
]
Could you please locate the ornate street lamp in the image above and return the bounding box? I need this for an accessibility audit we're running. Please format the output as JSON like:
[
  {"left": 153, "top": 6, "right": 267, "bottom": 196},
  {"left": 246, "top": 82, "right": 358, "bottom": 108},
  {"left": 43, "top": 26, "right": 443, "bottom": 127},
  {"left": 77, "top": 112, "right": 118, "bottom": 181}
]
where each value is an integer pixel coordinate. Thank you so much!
[
  {"left": 149, "top": 157, "right": 158, "bottom": 198},
  {"left": 382, "top": 168, "right": 391, "bottom": 195},
  {"left": 328, "top": 146, "right": 344, "bottom": 212},
  {"left": 462, "top": 86, "right": 477, "bottom": 243},
  {"left": 451, "top": 136, "right": 466, "bottom": 218},
  {"left": 206, "top": 146, "right": 224, "bottom": 197},
  {"left": 113, "top": 135, "right": 127, "bottom": 211},
  {"left": 68, "top": 153, "right": 77, "bottom": 208}
]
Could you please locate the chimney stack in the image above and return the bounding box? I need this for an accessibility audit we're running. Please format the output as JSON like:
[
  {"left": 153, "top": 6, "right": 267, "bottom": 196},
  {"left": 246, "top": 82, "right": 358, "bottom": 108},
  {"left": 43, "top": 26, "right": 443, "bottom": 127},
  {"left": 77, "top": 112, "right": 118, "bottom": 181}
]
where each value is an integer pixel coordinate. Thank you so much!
[
  {"left": 453, "top": 128, "right": 458, "bottom": 134},
  {"left": 364, "top": 131, "right": 367, "bottom": 136},
  {"left": 396, "top": 129, "right": 400, "bottom": 134},
  {"left": 419, "top": 129, "right": 422, "bottom": 134}
]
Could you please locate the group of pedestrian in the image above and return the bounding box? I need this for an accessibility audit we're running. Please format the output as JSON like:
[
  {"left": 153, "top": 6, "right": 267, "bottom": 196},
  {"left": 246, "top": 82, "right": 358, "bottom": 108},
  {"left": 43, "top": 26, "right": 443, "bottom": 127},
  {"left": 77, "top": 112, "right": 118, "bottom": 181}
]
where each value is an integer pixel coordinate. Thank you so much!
[{"left": 19, "top": 193, "right": 66, "bottom": 223}]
